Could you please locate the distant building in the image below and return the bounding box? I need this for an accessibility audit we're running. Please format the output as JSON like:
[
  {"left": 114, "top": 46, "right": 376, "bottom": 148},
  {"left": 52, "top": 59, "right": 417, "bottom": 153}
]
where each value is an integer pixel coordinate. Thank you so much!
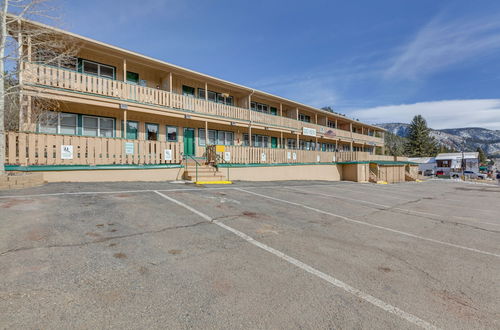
[
  {"left": 435, "top": 152, "right": 479, "bottom": 175},
  {"left": 408, "top": 157, "right": 436, "bottom": 174}
]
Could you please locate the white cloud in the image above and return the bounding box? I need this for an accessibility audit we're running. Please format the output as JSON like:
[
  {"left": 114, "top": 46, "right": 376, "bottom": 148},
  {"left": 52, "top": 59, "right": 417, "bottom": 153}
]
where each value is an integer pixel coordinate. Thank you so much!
[
  {"left": 386, "top": 15, "right": 500, "bottom": 79},
  {"left": 349, "top": 99, "right": 500, "bottom": 130}
]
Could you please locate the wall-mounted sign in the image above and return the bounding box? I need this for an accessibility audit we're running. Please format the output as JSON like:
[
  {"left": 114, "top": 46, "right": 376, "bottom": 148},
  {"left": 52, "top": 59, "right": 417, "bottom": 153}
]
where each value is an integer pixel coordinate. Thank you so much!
[
  {"left": 61, "top": 145, "right": 73, "bottom": 159},
  {"left": 332, "top": 155, "right": 336, "bottom": 162},
  {"left": 317, "top": 155, "right": 320, "bottom": 162},
  {"left": 224, "top": 152, "right": 231, "bottom": 162},
  {"left": 119, "top": 104, "right": 128, "bottom": 110},
  {"left": 164, "top": 149, "right": 172, "bottom": 161},
  {"left": 125, "top": 142, "right": 134, "bottom": 154},
  {"left": 287, "top": 152, "right": 291, "bottom": 160},
  {"left": 261, "top": 152, "right": 267, "bottom": 162},
  {"left": 216, "top": 145, "right": 225, "bottom": 152},
  {"left": 292, "top": 152, "right": 297, "bottom": 160},
  {"left": 302, "top": 127, "right": 316, "bottom": 137}
]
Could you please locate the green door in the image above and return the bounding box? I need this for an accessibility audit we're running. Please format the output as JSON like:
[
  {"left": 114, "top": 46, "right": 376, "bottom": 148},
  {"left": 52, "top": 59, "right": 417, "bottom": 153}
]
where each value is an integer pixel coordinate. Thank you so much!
[
  {"left": 271, "top": 137, "right": 278, "bottom": 148},
  {"left": 183, "top": 128, "right": 195, "bottom": 156}
]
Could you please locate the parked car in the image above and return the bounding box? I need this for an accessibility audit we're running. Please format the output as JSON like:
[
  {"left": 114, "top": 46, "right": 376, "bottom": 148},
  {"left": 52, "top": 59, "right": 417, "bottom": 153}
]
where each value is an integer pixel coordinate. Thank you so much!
[
  {"left": 463, "top": 170, "right": 486, "bottom": 180},
  {"left": 436, "top": 170, "right": 445, "bottom": 176},
  {"left": 424, "top": 169, "right": 435, "bottom": 176}
]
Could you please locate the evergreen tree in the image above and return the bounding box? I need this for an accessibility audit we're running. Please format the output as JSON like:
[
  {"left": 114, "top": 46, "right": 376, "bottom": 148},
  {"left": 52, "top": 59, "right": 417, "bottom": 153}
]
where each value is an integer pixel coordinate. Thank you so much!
[
  {"left": 477, "top": 147, "right": 487, "bottom": 163},
  {"left": 404, "top": 115, "right": 438, "bottom": 157},
  {"left": 384, "top": 131, "right": 406, "bottom": 156}
]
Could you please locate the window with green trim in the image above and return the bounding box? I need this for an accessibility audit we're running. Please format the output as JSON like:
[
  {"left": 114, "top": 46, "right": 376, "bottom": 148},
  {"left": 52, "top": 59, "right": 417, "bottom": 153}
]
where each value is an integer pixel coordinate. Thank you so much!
[
  {"left": 39, "top": 112, "right": 77, "bottom": 135},
  {"left": 83, "top": 115, "right": 115, "bottom": 137},
  {"left": 124, "top": 121, "right": 138, "bottom": 139},
  {"left": 166, "top": 126, "right": 178, "bottom": 142},
  {"left": 299, "top": 114, "right": 311, "bottom": 123},
  {"left": 182, "top": 85, "right": 195, "bottom": 97},
  {"left": 145, "top": 123, "right": 159, "bottom": 140}
]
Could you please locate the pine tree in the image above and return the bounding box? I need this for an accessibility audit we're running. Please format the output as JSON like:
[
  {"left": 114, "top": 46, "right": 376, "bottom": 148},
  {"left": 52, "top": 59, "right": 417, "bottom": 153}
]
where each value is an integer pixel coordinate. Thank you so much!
[
  {"left": 477, "top": 147, "right": 487, "bottom": 164},
  {"left": 404, "top": 115, "right": 438, "bottom": 157}
]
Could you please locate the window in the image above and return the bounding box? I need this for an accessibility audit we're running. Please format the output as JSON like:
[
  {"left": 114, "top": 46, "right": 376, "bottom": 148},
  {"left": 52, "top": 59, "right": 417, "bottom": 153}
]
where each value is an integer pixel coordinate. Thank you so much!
[
  {"left": 59, "top": 113, "right": 78, "bottom": 135},
  {"left": 125, "top": 121, "right": 138, "bottom": 139},
  {"left": 167, "top": 126, "right": 178, "bottom": 142},
  {"left": 145, "top": 123, "right": 159, "bottom": 140},
  {"left": 83, "top": 116, "right": 115, "bottom": 137},
  {"left": 199, "top": 129, "right": 233, "bottom": 146},
  {"left": 251, "top": 102, "right": 271, "bottom": 114},
  {"left": 182, "top": 85, "right": 195, "bottom": 97},
  {"left": 126, "top": 71, "right": 139, "bottom": 84},
  {"left": 100, "top": 118, "right": 114, "bottom": 137},
  {"left": 83, "top": 117, "right": 98, "bottom": 136},
  {"left": 270, "top": 107, "right": 277, "bottom": 116},
  {"left": 243, "top": 134, "right": 269, "bottom": 147},
  {"left": 39, "top": 112, "right": 77, "bottom": 135},
  {"left": 327, "top": 120, "right": 336, "bottom": 128},
  {"left": 198, "top": 89, "right": 234, "bottom": 105},
  {"left": 81, "top": 59, "right": 115, "bottom": 79},
  {"left": 299, "top": 114, "right": 311, "bottom": 123},
  {"left": 287, "top": 138, "right": 297, "bottom": 150}
]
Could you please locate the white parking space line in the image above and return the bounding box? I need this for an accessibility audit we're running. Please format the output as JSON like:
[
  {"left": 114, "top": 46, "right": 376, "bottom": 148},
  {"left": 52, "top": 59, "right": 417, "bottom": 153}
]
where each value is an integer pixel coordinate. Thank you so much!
[
  {"left": 236, "top": 188, "right": 500, "bottom": 259},
  {"left": 0, "top": 187, "right": 233, "bottom": 199},
  {"left": 284, "top": 187, "right": 500, "bottom": 228},
  {"left": 152, "top": 190, "right": 438, "bottom": 330}
]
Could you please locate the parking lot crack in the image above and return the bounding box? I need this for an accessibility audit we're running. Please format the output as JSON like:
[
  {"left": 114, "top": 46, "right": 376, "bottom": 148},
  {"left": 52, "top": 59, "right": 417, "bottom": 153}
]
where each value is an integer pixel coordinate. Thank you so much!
[{"left": 0, "top": 221, "right": 209, "bottom": 257}]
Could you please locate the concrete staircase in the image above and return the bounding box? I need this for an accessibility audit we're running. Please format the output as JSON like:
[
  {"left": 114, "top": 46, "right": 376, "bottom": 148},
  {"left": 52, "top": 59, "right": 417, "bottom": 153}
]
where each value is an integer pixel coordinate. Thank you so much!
[{"left": 183, "top": 159, "right": 227, "bottom": 182}]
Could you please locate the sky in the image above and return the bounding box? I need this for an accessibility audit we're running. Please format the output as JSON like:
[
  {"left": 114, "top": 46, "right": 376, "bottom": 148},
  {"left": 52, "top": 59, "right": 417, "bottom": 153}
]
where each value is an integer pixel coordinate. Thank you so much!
[{"left": 49, "top": 0, "right": 500, "bottom": 129}]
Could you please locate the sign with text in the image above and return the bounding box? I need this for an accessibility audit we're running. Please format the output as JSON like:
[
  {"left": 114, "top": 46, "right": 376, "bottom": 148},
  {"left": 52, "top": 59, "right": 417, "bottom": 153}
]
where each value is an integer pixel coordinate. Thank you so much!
[
  {"left": 292, "top": 152, "right": 297, "bottom": 160},
  {"left": 324, "top": 129, "right": 336, "bottom": 137},
  {"left": 224, "top": 152, "right": 231, "bottom": 162},
  {"left": 287, "top": 152, "right": 291, "bottom": 160},
  {"left": 261, "top": 152, "right": 267, "bottom": 162},
  {"left": 125, "top": 142, "right": 134, "bottom": 155},
  {"left": 302, "top": 127, "right": 317, "bottom": 137},
  {"left": 61, "top": 145, "right": 73, "bottom": 159},
  {"left": 164, "top": 149, "right": 172, "bottom": 161}
]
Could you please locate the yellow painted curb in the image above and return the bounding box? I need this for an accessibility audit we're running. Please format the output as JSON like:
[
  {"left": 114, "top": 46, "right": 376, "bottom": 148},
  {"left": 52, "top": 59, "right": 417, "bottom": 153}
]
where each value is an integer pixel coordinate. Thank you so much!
[
  {"left": 376, "top": 181, "right": 388, "bottom": 184},
  {"left": 415, "top": 179, "right": 423, "bottom": 182},
  {"left": 195, "top": 181, "right": 233, "bottom": 185}
]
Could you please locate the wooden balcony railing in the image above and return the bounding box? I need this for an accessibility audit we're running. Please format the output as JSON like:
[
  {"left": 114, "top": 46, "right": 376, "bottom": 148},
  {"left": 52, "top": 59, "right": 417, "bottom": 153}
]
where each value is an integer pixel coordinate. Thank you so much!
[
  {"left": 5, "top": 132, "right": 395, "bottom": 167},
  {"left": 5, "top": 132, "right": 183, "bottom": 166},
  {"left": 23, "top": 62, "right": 384, "bottom": 145}
]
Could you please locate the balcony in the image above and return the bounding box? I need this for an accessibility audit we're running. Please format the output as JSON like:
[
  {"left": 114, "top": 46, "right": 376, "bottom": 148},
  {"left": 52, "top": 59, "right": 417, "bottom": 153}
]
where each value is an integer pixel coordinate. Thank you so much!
[{"left": 22, "top": 62, "right": 384, "bottom": 146}]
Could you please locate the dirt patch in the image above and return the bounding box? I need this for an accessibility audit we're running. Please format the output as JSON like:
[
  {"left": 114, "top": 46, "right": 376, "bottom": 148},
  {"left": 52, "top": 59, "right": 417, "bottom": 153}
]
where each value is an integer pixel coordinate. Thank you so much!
[
  {"left": 242, "top": 211, "right": 258, "bottom": 218},
  {"left": 168, "top": 249, "right": 182, "bottom": 255},
  {"left": 378, "top": 266, "right": 392, "bottom": 273},
  {"left": 113, "top": 252, "right": 127, "bottom": 259},
  {"left": 108, "top": 229, "right": 117, "bottom": 233},
  {"left": 108, "top": 243, "right": 117, "bottom": 247},
  {"left": 25, "top": 228, "right": 48, "bottom": 241},
  {"left": 95, "top": 224, "right": 104, "bottom": 227}
]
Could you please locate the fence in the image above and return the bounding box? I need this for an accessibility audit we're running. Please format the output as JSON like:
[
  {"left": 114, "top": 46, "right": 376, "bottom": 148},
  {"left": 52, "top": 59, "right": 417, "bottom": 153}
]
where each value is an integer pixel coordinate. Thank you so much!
[
  {"left": 220, "top": 146, "right": 371, "bottom": 164},
  {"left": 5, "top": 132, "right": 183, "bottom": 166}
]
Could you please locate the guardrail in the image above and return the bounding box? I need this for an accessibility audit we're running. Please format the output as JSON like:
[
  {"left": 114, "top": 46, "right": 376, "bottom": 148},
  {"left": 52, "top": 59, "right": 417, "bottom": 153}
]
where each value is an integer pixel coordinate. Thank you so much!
[{"left": 5, "top": 132, "right": 183, "bottom": 166}]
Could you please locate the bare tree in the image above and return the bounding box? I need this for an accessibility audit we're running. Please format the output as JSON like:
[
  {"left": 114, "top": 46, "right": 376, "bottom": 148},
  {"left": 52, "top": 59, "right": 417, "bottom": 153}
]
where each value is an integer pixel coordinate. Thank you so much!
[{"left": 0, "top": 0, "right": 77, "bottom": 173}]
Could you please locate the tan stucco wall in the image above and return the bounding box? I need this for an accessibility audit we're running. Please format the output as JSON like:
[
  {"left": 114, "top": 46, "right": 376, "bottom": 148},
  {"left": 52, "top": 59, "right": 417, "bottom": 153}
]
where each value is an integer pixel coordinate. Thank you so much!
[
  {"left": 41, "top": 168, "right": 183, "bottom": 182},
  {"left": 341, "top": 163, "right": 369, "bottom": 182},
  {"left": 225, "top": 165, "right": 342, "bottom": 181}
]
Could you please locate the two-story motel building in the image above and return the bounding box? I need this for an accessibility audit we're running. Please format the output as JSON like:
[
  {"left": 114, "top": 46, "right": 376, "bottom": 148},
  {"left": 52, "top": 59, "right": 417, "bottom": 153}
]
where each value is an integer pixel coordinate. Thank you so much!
[{"left": 5, "top": 17, "right": 405, "bottom": 183}]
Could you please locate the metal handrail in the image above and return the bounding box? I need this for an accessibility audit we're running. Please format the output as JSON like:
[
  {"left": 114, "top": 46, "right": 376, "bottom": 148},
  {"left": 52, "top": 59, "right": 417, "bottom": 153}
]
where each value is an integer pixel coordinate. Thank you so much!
[
  {"left": 182, "top": 153, "right": 202, "bottom": 182},
  {"left": 214, "top": 153, "right": 230, "bottom": 182}
]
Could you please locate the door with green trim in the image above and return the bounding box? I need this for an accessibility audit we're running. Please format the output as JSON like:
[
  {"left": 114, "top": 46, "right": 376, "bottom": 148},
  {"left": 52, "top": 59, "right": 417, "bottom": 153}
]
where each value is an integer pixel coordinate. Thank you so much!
[
  {"left": 183, "top": 128, "right": 195, "bottom": 156},
  {"left": 271, "top": 137, "right": 278, "bottom": 148}
]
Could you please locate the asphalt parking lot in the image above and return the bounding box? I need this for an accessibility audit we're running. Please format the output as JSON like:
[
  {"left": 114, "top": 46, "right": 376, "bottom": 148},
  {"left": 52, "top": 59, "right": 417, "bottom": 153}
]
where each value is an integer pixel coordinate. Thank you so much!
[{"left": 1, "top": 180, "right": 499, "bottom": 329}]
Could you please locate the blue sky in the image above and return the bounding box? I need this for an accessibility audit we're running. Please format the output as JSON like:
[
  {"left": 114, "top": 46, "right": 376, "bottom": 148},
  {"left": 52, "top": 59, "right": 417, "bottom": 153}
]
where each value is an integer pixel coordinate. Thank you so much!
[{"left": 55, "top": 0, "right": 500, "bottom": 129}]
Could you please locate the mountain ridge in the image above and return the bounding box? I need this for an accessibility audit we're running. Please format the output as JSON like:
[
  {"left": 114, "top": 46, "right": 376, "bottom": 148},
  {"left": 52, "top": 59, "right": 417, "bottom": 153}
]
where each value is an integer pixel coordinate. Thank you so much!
[{"left": 376, "top": 123, "right": 500, "bottom": 156}]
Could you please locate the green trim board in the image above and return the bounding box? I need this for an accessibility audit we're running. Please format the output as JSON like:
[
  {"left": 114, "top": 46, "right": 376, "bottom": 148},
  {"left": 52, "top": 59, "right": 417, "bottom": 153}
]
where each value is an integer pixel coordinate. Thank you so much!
[
  {"left": 6, "top": 164, "right": 183, "bottom": 171},
  {"left": 217, "top": 162, "right": 339, "bottom": 168}
]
